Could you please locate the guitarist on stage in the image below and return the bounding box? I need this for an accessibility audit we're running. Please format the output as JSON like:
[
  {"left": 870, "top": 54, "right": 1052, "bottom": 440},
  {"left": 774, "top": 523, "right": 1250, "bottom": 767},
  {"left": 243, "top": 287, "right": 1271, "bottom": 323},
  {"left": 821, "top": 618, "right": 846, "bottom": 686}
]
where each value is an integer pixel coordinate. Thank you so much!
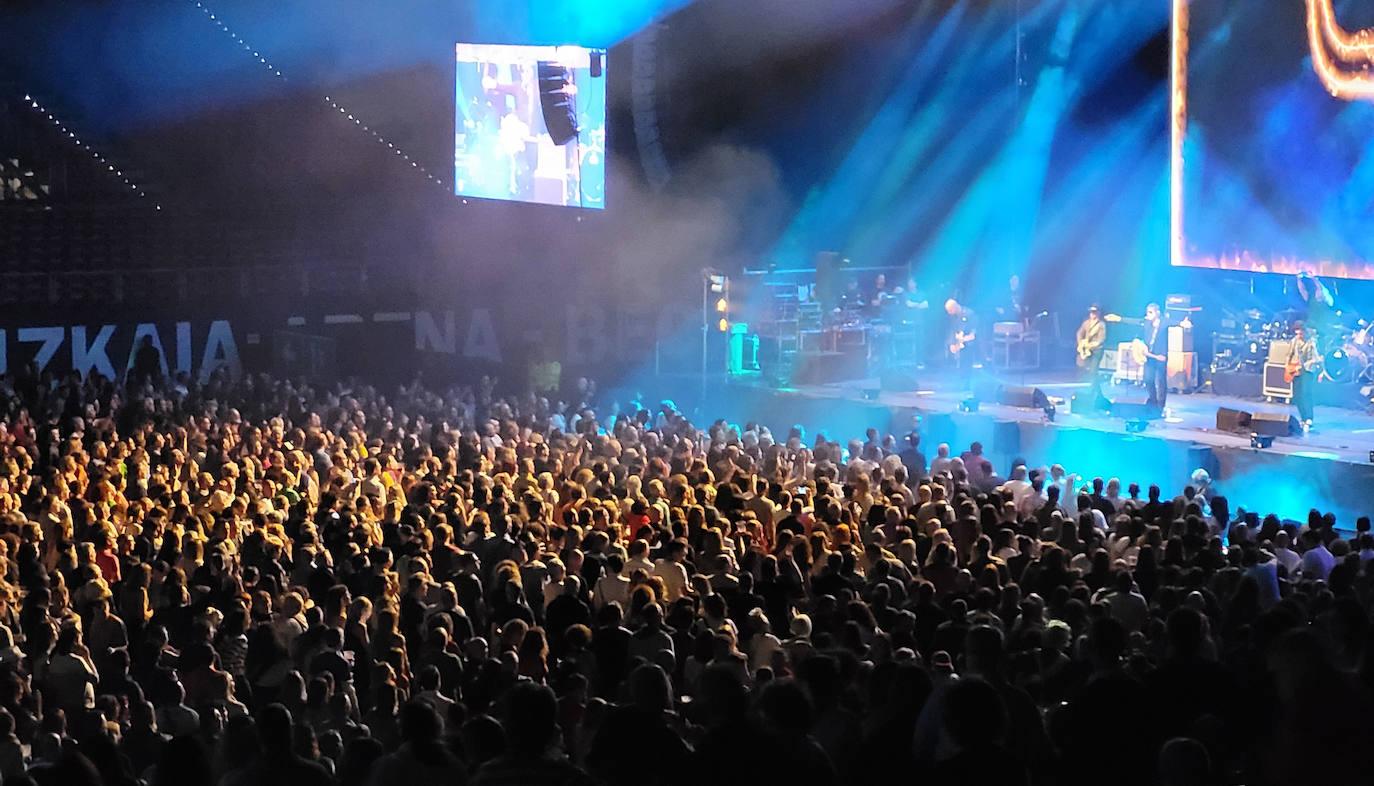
[
  {"left": 1076, "top": 304, "right": 1107, "bottom": 399},
  {"left": 1141, "top": 303, "right": 1169, "bottom": 413},
  {"left": 944, "top": 297, "right": 977, "bottom": 372},
  {"left": 1286, "top": 321, "right": 1322, "bottom": 431}
]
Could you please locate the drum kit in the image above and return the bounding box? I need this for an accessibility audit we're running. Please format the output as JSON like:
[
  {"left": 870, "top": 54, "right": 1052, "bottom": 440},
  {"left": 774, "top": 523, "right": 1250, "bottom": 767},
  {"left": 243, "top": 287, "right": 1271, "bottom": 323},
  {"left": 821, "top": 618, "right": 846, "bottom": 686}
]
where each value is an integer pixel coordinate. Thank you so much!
[
  {"left": 1217, "top": 307, "right": 1374, "bottom": 387},
  {"left": 1318, "top": 318, "right": 1373, "bottom": 385}
]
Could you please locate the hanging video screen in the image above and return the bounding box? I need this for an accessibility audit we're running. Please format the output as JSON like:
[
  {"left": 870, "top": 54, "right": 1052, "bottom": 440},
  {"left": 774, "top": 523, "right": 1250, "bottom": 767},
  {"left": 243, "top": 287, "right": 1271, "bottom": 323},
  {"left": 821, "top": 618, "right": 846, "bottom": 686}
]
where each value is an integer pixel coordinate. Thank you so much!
[{"left": 454, "top": 43, "right": 607, "bottom": 209}]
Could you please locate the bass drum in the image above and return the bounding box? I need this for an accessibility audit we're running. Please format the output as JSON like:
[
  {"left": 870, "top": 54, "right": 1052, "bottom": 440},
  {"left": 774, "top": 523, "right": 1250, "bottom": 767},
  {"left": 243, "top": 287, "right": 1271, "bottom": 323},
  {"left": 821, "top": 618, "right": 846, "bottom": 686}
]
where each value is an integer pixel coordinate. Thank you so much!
[
  {"left": 1324, "top": 343, "right": 1367, "bottom": 382},
  {"left": 1324, "top": 348, "right": 1350, "bottom": 381}
]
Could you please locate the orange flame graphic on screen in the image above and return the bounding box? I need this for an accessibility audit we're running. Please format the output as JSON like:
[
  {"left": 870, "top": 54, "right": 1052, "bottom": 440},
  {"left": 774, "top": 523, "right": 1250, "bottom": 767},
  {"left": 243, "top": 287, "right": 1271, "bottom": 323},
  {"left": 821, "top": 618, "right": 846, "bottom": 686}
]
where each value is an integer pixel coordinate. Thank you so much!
[
  {"left": 1169, "top": 0, "right": 1374, "bottom": 278},
  {"left": 1308, "top": 0, "right": 1374, "bottom": 100}
]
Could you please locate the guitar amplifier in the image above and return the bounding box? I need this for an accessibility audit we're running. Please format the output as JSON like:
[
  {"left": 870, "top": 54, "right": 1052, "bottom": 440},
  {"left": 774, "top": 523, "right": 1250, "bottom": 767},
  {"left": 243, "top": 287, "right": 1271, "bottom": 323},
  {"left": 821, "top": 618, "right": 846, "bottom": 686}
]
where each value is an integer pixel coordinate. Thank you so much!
[
  {"left": 1100, "top": 348, "right": 1118, "bottom": 372},
  {"left": 1262, "top": 362, "right": 1293, "bottom": 401},
  {"left": 993, "top": 321, "right": 1025, "bottom": 337},
  {"left": 1268, "top": 340, "right": 1293, "bottom": 364},
  {"left": 1165, "top": 293, "right": 1193, "bottom": 311},
  {"left": 1168, "top": 325, "right": 1194, "bottom": 353},
  {"left": 1168, "top": 352, "right": 1197, "bottom": 390}
]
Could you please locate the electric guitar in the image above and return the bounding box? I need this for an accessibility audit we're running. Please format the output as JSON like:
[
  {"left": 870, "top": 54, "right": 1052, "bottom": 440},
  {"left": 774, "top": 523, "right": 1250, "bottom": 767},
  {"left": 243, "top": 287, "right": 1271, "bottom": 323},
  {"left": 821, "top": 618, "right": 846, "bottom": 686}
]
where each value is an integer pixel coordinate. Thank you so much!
[
  {"left": 1284, "top": 357, "right": 1303, "bottom": 384},
  {"left": 949, "top": 330, "right": 975, "bottom": 356},
  {"left": 1076, "top": 339, "right": 1101, "bottom": 367},
  {"left": 1076, "top": 321, "right": 1104, "bottom": 367},
  {"left": 1284, "top": 339, "right": 1318, "bottom": 384}
]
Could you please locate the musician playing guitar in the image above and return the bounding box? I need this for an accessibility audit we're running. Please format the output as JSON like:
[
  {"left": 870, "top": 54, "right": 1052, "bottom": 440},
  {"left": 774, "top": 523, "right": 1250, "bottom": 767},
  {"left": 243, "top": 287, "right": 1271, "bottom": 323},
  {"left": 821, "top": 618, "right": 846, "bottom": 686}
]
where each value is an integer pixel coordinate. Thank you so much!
[
  {"left": 1076, "top": 304, "right": 1108, "bottom": 401},
  {"left": 1285, "top": 321, "right": 1321, "bottom": 431},
  {"left": 1140, "top": 303, "right": 1169, "bottom": 413},
  {"left": 944, "top": 298, "right": 977, "bottom": 367},
  {"left": 1076, "top": 305, "right": 1107, "bottom": 368}
]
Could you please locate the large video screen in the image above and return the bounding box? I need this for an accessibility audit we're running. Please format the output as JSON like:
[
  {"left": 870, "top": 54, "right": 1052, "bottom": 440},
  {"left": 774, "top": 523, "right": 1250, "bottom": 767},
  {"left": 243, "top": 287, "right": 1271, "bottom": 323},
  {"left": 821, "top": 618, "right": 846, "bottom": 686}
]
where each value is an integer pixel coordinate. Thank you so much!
[
  {"left": 1173, "top": 0, "right": 1374, "bottom": 279},
  {"left": 454, "top": 43, "right": 607, "bottom": 209}
]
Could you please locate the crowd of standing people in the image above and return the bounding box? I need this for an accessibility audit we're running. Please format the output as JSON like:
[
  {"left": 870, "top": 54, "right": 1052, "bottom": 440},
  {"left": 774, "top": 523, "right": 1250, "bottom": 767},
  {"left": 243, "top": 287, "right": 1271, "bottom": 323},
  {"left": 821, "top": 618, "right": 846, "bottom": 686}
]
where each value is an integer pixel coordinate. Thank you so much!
[{"left": 0, "top": 364, "right": 1368, "bottom": 786}]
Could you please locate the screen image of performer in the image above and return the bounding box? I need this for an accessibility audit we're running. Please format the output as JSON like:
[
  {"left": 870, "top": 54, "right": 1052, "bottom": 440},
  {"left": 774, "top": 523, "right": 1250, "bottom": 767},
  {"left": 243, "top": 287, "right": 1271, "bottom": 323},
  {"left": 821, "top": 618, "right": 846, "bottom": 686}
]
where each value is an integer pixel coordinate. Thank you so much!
[
  {"left": 1076, "top": 304, "right": 1107, "bottom": 399},
  {"left": 1286, "top": 321, "right": 1322, "bottom": 431},
  {"left": 1141, "top": 302, "right": 1169, "bottom": 413}
]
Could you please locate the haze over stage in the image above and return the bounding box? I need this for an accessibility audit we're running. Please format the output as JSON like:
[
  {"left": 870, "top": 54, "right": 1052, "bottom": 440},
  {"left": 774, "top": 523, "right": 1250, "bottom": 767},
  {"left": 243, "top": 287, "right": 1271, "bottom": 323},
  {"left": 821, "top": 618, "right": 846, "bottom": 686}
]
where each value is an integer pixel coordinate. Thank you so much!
[{"left": 8, "top": 3, "right": 1374, "bottom": 786}]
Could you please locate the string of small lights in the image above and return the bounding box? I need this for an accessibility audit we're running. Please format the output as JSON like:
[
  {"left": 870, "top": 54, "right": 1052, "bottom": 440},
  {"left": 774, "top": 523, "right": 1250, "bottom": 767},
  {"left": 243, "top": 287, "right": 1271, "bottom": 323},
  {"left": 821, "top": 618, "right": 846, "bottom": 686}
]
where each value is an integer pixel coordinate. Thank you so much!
[
  {"left": 21, "top": 94, "right": 161, "bottom": 210},
  {"left": 191, "top": 1, "right": 445, "bottom": 189}
]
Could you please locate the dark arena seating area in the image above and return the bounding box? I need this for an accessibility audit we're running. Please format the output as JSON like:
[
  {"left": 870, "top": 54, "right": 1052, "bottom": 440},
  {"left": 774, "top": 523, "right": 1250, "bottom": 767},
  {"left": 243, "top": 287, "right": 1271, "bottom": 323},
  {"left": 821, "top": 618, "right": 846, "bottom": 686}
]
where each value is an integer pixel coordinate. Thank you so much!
[{"left": 3, "top": 2, "right": 1374, "bottom": 786}]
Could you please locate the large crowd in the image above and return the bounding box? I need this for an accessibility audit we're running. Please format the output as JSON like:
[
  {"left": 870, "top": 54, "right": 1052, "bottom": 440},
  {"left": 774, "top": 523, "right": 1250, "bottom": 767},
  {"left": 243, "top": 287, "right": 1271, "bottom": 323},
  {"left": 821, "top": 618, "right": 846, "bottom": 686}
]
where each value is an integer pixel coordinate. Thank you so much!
[{"left": 0, "top": 363, "right": 1368, "bottom": 786}]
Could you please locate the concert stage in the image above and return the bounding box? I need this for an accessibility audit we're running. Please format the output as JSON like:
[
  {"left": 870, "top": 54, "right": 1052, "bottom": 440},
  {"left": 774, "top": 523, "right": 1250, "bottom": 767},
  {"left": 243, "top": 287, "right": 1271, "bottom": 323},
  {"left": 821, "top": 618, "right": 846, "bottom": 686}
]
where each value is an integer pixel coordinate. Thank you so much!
[{"left": 702, "top": 372, "right": 1374, "bottom": 527}]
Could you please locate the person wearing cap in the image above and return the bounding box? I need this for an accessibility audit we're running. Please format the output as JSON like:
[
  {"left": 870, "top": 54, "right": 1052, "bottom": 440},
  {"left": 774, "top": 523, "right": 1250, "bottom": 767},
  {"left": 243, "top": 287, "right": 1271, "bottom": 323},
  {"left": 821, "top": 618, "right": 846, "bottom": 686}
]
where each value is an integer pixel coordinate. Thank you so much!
[{"left": 1076, "top": 303, "right": 1107, "bottom": 400}]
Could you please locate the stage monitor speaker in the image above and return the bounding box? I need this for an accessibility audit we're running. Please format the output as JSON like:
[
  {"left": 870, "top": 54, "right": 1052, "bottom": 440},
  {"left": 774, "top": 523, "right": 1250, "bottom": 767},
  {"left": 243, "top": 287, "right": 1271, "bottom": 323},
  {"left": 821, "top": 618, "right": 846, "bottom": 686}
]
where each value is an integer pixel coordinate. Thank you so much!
[
  {"left": 537, "top": 61, "right": 579, "bottom": 146},
  {"left": 1216, "top": 407, "right": 1252, "bottom": 433},
  {"left": 1251, "top": 412, "right": 1299, "bottom": 437},
  {"left": 1105, "top": 388, "right": 1157, "bottom": 420},
  {"left": 791, "top": 349, "right": 867, "bottom": 385},
  {"left": 1069, "top": 392, "right": 1109, "bottom": 414},
  {"left": 973, "top": 379, "right": 1003, "bottom": 404},
  {"left": 998, "top": 385, "right": 1049, "bottom": 409},
  {"left": 881, "top": 368, "right": 920, "bottom": 391}
]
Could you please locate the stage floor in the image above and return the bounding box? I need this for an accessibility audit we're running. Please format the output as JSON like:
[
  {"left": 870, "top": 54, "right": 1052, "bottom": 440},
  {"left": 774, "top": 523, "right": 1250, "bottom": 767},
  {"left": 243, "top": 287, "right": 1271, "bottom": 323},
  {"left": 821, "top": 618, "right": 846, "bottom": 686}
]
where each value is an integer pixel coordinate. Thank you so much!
[
  {"left": 694, "top": 370, "right": 1374, "bottom": 525},
  {"left": 771, "top": 371, "right": 1374, "bottom": 468}
]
